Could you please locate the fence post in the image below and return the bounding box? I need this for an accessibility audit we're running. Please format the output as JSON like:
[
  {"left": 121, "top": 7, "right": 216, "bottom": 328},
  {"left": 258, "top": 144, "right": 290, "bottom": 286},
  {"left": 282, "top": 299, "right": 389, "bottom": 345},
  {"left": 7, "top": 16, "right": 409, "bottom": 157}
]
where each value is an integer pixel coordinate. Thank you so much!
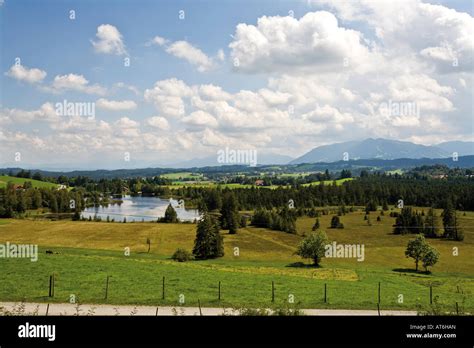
[
  {"left": 198, "top": 299, "right": 202, "bottom": 316},
  {"left": 378, "top": 282, "right": 381, "bottom": 304},
  {"left": 324, "top": 283, "right": 327, "bottom": 303},
  {"left": 430, "top": 285, "right": 433, "bottom": 304},
  {"left": 48, "top": 275, "right": 53, "bottom": 297},
  {"left": 162, "top": 276, "right": 165, "bottom": 300},
  {"left": 271, "top": 281, "right": 275, "bottom": 303},
  {"left": 104, "top": 275, "right": 111, "bottom": 300},
  {"left": 218, "top": 281, "right": 221, "bottom": 301}
]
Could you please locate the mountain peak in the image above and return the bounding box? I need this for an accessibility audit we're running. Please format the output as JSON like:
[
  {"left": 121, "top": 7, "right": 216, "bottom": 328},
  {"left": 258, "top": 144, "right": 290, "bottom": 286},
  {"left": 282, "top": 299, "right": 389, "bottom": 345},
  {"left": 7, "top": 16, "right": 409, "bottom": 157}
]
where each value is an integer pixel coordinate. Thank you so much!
[{"left": 290, "top": 138, "right": 474, "bottom": 164}]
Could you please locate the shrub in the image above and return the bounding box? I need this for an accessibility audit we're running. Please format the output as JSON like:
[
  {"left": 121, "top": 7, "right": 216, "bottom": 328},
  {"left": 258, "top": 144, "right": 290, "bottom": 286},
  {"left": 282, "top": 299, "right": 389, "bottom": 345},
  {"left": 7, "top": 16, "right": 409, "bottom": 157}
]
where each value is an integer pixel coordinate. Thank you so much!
[
  {"left": 171, "top": 248, "right": 193, "bottom": 262},
  {"left": 330, "top": 215, "right": 344, "bottom": 229}
]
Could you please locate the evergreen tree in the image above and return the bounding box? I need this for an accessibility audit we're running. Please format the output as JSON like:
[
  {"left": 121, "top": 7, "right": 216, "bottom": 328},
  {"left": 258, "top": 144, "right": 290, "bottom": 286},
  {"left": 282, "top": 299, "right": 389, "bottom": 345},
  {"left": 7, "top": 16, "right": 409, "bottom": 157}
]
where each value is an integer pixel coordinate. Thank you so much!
[
  {"left": 365, "top": 200, "right": 377, "bottom": 213},
  {"left": 393, "top": 207, "right": 415, "bottom": 234},
  {"left": 339, "top": 169, "right": 352, "bottom": 179},
  {"left": 423, "top": 207, "right": 439, "bottom": 238},
  {"left": 193, "top": 213, "right": 224, "bottom": 259},
  {"left": 220, "top": 191, "right": 239, "bottom": 234},
  {"left": 312, "top": 218, "right": 320, "bottom": 231},
  {"left": 441, "top": 201, "right": 463, "bottom": 240},
  {"left": 50, "top": 194, "right": 58, "bottom": 213},
  {"left": 161, "top": 203, "right": 178, "bottom": 223},
  {"left": 330, "top": 215, "right": 344, "bottom": 229},
  {"left": 324, "top": 169, "right": 331, "bottom": 180}
]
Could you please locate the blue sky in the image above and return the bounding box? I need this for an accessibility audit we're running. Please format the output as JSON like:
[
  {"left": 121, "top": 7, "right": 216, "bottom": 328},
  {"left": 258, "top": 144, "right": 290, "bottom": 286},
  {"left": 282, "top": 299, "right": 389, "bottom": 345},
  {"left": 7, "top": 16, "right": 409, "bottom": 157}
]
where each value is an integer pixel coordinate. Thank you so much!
[
  {"left": 0, "top": 0, "right": 473, "bottom": 169},
  {"left": 2, "top": 0, "right": 309, "bottom": 107}
]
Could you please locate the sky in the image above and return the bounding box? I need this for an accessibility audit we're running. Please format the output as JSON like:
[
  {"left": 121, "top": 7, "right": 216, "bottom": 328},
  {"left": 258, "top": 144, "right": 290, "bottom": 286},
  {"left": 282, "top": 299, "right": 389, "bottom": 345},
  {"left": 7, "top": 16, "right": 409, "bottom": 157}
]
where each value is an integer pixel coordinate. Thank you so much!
[{"left": 0, "top": 0, "right": 473, "bottom": 169}]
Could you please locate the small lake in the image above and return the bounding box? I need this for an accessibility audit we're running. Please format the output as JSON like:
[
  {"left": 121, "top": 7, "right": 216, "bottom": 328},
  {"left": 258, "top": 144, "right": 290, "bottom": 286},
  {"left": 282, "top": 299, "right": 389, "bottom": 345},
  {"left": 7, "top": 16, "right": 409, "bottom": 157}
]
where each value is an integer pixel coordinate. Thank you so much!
[{"left": 81, "top": 196, "right": 200, "bottom": 222}]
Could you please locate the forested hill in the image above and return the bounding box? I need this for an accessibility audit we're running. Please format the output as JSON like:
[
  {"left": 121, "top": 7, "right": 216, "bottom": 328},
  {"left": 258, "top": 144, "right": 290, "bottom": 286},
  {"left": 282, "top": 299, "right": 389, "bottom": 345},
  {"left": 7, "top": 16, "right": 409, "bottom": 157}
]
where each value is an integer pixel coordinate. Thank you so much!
[{"left": 1, "top": 155, "right": 473, "bottom": 180}]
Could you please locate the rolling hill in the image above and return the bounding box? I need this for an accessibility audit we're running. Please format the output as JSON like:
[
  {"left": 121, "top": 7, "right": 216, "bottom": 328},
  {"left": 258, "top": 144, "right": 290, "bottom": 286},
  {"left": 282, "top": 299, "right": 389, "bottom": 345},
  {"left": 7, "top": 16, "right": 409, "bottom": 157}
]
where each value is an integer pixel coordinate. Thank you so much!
[{"left": 0, "top": 175, "right": 60, "bottom": 189}]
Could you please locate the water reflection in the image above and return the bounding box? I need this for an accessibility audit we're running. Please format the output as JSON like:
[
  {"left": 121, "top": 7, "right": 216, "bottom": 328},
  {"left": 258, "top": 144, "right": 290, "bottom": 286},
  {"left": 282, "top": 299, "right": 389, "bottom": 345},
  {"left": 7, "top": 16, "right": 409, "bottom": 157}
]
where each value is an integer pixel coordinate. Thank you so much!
[{"left": 81, "top": 196, "right": 200, "bottom": 222}]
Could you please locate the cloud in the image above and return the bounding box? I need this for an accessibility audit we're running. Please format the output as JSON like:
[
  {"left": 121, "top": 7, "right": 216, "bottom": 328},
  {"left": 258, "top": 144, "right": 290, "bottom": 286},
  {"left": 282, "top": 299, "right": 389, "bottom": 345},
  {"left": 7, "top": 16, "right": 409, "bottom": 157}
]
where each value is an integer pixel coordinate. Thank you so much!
[
  {"left": 198, "top": 84, "right": 231, "bottom": 101},
  {"left": 166, "top": 41, "right": 214, "bottom": 72},
  {"left": 217, "top": 49, "right": 225, "bottom": 61},
  {"left": 183, "top": 110, "right": 218, "bottom": 129},
  {"left": 144, "top": 78, "right": 194, "bottom": 117},
  {"left": 5, "top": 64, "right": 47, "bottom": 84},
  {"left": 229, "top": 11, "right": 375, "bottom": 73},
  {"left": 315, "top": 0, "right": 474, "bottom": 73},
  {"left": 146, "top": 35, "right": 168, "bottom": 47},
  {"left": 114, "top": 117, "right": 140, "bottom": 138},
  {"left": 92, "top": 24, "right": 127, "bottom": 56},
  {"left": 148, "top": 35, "right": 219, "bottom": 72},
  {"left": 145, "top": 116, "right": 170, "bottom": 130},
  {"left": 0, "top": 103, "right": 59, "bottom": 124},
  {"left": 113, "top": 82, "right": 140, "bottom": 95},
  {"left": 96, "top": 98, "right": 137, "bottom": 111},
  {"left": 302, "top": 105, "right": 354, "bottom": 124},
  {"left": 43, "top": 74, "right": 107, "bottom": 95}
]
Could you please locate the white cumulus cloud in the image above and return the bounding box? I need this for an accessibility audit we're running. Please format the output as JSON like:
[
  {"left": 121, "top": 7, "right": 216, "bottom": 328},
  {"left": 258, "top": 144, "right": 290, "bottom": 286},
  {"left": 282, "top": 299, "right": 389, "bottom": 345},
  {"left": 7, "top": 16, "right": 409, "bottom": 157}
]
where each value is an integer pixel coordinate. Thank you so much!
[
  {"left": 5, "top": 64, "right": 47, "bottom": 84},
  {"left": 92, "top": 24, "right": 127, "bottom": 56},
  {"left": 96, "top": 98, "right": 137, "bottom": 111}
]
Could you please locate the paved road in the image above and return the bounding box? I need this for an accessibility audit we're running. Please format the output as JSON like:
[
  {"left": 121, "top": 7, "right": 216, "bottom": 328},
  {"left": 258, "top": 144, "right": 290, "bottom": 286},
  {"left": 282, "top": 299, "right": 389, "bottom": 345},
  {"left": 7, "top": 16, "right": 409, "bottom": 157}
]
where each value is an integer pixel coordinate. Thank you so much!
[{"left": 0, "top": 302, "right": 417, "bottom": 316}]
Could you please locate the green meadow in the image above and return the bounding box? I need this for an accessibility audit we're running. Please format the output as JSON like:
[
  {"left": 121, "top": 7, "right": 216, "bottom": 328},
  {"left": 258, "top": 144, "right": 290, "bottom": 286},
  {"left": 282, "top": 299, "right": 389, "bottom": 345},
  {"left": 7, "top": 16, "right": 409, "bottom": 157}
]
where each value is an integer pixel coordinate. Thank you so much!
[
  {"left": 0, "top": 209, "right": 472, "bottom": 312},
  {"left": 164, "top": 178, "right": 354, "bottom": 190},
  {"left": 0, "top": 175, "right": 59, "bottom": 189}
]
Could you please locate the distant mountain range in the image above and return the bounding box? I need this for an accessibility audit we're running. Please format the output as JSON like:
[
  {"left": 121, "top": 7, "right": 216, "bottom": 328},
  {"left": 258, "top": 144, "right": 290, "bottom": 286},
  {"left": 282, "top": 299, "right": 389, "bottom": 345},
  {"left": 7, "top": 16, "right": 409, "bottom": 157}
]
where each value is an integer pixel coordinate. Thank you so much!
[
  {"left": 290, "top": 138, "right": 474, "bottom": 164},
  {"left": 170, "top": 153, "right": 294, "bottom": 168},
  {"left": 1, "top": 139, "right": 473, "bottom": 177}
]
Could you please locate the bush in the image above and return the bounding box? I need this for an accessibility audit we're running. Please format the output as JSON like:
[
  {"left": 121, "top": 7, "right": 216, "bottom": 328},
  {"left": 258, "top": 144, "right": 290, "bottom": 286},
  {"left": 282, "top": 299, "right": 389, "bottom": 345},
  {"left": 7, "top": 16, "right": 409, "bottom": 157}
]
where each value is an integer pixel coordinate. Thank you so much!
[
  {"left": 72, "top": 211, "right": 81, "bottom": 221},
  {"left": 454, "top": 229, "right": 465, "bottom": 241},
  {"left": 171, "top": 248, "right": 193, "bottom": 262},
  {"left": 330, "top": 215, "right": 344, "bottom": 229},
  {"left": 229, "top": 307, "right": 305, "bottom": 316},
  {"left": 239, "top": 215, "right": 247, "bottom": 228}
]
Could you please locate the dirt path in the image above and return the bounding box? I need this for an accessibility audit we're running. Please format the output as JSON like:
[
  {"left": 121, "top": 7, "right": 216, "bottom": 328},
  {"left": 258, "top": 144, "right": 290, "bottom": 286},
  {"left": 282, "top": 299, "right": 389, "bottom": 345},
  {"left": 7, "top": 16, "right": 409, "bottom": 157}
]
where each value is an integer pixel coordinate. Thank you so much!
[{"left": 0, "top": 302, "right": 417, "bottom": 316}]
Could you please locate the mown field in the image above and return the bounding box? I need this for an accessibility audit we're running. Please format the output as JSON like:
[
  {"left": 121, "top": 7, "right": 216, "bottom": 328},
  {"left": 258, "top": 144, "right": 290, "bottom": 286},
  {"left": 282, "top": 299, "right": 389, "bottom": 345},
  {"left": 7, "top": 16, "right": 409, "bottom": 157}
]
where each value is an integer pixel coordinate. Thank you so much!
[
  {"left": 0, "top": 175, "right": 59, "bottom": 189},
  {"left": 0, "top": 209, "right": 472, "bottom": 312}
]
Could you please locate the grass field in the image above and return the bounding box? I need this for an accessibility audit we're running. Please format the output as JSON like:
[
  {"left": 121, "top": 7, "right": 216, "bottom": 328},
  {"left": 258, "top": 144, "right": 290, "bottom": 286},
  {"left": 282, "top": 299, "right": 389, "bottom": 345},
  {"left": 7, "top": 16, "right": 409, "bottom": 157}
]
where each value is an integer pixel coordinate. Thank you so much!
[
  {"left": 302, "top": 178, "right": 354, "bottom": 186},
  {"left": 0, "top": 209, "right": 472, "bottom": 312},
  {"left": 0, "top": 175, "right": 59, "bottom": 189},
  {"left": 160, "top": 172, "right": 203, "bottom": 180},
  {"left": 165, "top": 178, "right": 354, "bottom": 190}
]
